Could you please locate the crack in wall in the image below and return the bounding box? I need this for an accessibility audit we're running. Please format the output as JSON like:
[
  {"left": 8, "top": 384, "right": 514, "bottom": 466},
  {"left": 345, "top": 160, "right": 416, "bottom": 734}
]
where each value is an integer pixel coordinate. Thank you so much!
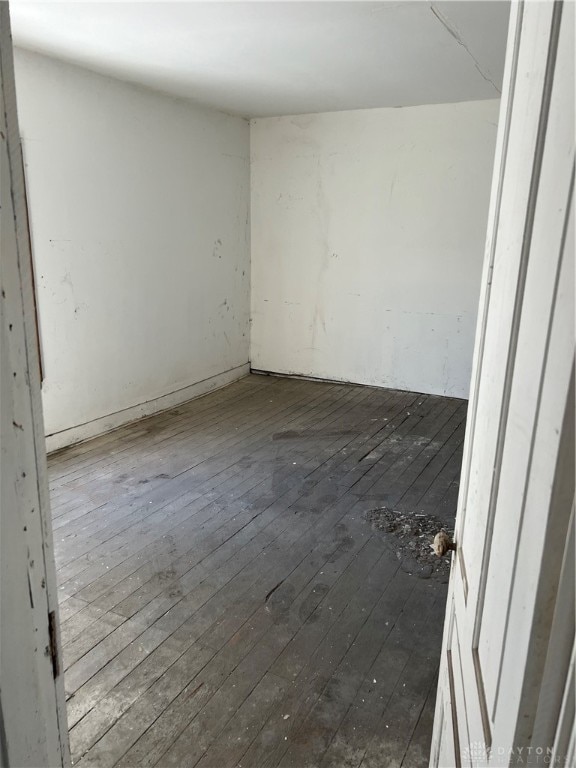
[{"left": 430, "top": 3, "right": 501, "bottom": 95}]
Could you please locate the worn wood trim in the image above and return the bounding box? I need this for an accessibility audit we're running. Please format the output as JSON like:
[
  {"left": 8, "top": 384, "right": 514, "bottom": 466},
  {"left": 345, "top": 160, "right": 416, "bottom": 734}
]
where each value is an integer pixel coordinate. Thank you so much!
[
  {"left": 454, "top": 0, "right": 524, "bottom": 542},
  {"left": 472, "top": 0, "right": 564, "bottom": 653},
  {"left": 19, "top": 139, "right": 44, "bottom": 383},
  {"left": 0, "top": 5, "right": 69, "bottom": 765}
]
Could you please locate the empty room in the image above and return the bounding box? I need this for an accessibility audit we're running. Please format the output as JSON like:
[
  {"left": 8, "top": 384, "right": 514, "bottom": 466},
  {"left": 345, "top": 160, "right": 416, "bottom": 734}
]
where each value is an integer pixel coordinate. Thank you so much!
[{"left": 2, "top": 2, "right": 574, "bottom": 768}]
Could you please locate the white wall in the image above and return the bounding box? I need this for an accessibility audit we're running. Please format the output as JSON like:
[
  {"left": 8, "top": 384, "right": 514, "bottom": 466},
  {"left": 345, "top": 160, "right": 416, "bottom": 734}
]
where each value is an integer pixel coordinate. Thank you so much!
[
  {"left": 14, "top": 49, "right": 250, "bottom": 448},
  {"left": 251, "top": 100, "right": 499, "bottom": 398}
]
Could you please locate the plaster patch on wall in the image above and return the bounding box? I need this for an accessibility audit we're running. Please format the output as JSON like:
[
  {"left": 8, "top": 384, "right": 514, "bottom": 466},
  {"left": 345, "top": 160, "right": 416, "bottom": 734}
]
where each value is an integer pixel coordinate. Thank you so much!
[{"left": 250, "top": 99, "right": 500, "bottom": 398}]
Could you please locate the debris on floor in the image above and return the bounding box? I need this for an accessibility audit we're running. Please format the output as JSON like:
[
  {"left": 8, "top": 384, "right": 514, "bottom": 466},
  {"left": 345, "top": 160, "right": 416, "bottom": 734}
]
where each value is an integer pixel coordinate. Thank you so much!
[{"left": 364, "top": 507, "right": 454, "bottom": 581}]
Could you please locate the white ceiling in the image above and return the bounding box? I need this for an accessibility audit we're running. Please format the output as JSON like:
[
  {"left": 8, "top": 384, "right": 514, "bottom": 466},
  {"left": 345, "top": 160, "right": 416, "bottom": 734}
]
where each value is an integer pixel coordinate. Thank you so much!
[{"left": 10, "top": 1, "right": 510, "bottom": 118}]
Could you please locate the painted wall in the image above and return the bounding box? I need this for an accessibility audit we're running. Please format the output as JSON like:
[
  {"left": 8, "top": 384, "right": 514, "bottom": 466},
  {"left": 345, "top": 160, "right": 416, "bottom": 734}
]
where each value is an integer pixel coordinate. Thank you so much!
[
  {"left": 250, "top": 100, "right": 499, "bottom": 398},
  {"left": 14, "top": 49, "right": 250, "bottom": 448}
]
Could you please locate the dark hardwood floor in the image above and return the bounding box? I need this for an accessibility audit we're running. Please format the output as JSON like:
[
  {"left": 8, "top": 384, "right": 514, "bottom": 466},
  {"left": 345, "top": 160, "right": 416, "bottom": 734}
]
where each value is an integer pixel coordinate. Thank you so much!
[{"left": 48, "top": 374, "right": 467, "bottom": 768}]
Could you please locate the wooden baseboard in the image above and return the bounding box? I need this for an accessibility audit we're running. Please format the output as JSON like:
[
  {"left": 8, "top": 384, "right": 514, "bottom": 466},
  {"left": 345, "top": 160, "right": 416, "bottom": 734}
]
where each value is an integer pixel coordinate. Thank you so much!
[{"left": 46, "top": 363, "right": 250, "bottom": 453}]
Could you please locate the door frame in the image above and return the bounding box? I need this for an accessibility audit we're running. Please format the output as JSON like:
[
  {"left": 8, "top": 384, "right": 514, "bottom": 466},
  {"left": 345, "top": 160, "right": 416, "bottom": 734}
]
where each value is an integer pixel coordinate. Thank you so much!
[
  {"left": 430, "top": 0, "right": 574, "bottom": 764},
  {"left": 0, "top": 5, "right": 69, "bottom": 765}
]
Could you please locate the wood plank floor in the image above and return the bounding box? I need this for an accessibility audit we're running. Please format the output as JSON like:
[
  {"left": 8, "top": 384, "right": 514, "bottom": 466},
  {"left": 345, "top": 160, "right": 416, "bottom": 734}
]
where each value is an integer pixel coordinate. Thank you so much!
[{"left": 48, "top": 374, "right": 467, "bottom": 768}]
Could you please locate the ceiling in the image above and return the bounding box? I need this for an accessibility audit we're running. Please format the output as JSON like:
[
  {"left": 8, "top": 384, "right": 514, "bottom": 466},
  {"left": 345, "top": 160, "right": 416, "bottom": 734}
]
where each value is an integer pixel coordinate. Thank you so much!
[{"left": 10, "top": 1, "right": 510, "bottom": 118}]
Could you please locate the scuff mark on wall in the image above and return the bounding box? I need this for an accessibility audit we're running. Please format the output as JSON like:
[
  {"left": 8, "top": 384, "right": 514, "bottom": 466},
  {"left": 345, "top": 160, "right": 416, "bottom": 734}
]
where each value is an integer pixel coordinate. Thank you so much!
[
  {"left": 311, "top": 154, "right": 331, "bottom": 351},
  {"left": 389, "top": 170, "right": 398, "bottom": 200}
]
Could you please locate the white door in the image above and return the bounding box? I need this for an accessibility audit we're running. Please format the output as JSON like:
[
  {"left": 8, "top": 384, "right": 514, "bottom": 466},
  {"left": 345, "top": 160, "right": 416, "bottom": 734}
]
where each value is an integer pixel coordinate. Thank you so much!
[
  {"left": 431, "top": 1, "right": 574, "bottom": 766},
  {"left": 0, "top": 5, "right": 69, "bottom": 766}
]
